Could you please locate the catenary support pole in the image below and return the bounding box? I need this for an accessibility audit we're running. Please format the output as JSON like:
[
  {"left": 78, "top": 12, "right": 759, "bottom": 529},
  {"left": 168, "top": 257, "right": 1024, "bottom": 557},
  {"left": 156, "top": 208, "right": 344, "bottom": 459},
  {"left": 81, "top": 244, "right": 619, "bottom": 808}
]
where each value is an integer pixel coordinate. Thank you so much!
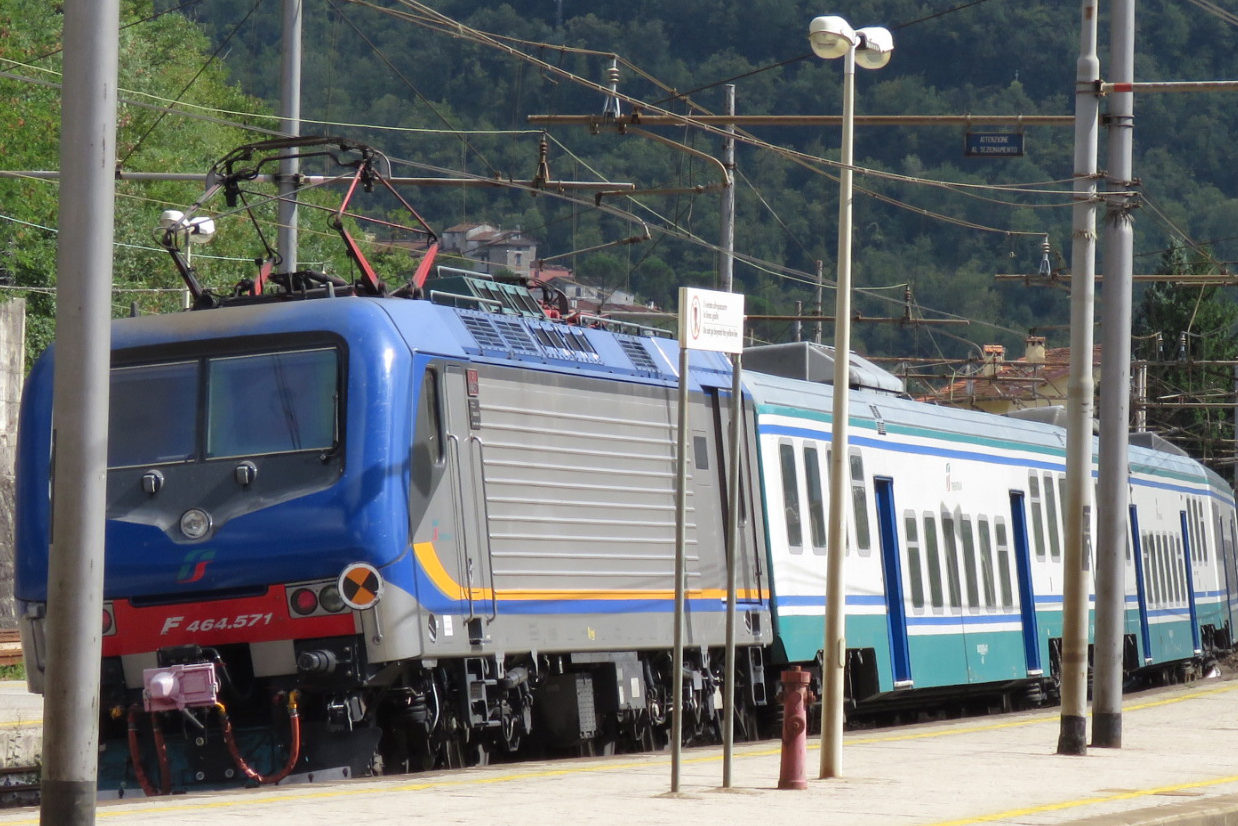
[
  {"left": 722, "top": 351, "right": 743, "bottom": 787},
  {"left": 1057, "top": 0, "right": 1101, "bottom": 757},
  {"left": 720, "top": 85, "right": 736, "bottom": 293},
  {"left": 277, "top": 0, "right": 302, "bottom": 271},
  {"left": 1093, "top": 0, "right": 1137, "bottom": 749},
  {"left": 820, "top": 45, "right": 856, "bottom": 781},
  {"left": 40, "top": 1, "right": 119, "bottom": 822},
  {"left": 720, "top": 82, "right": 740, "bottom": 789},
  {"left": 670, "top": 344, "right": 689, "bottom": 793}
]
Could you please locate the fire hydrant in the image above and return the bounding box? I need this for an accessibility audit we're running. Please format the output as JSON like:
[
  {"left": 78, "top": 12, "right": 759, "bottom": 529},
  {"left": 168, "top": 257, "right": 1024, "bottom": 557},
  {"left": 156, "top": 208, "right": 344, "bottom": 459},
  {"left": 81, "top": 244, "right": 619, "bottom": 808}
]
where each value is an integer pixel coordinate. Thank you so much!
[{"left": 777, "top": 666, "right": 814, "bottom": 790}]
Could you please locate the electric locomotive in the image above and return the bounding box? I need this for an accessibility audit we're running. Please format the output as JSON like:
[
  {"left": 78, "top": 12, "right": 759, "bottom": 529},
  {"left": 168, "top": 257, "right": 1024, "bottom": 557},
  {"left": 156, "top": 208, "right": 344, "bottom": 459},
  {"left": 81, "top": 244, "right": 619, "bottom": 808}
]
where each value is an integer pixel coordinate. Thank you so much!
[{"left": 15, "top": 138, "right": 1238, "bottom": 795}]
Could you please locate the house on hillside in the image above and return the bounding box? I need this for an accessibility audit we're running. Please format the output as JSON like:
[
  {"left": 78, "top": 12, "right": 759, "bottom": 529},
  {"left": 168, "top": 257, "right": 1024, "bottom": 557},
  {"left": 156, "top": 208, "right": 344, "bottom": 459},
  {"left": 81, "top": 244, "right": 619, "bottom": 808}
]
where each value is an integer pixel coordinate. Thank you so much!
[
  {"left": 920, "top": 336, "right": 1103, "bottom": 415},
  {"left": 442, "top": 223, "right": 537, "bottom": 277}
]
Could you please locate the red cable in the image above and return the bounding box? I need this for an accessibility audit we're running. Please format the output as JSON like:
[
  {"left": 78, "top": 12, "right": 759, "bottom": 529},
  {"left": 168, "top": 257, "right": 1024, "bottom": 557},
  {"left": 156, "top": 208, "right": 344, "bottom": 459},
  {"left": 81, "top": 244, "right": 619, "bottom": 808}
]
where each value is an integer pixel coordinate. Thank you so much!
[
  {"left": 150, "top": 712, "right": 171, "bottom": 795},
  {"left": 216, "top": 696, "right": 302, "bottom": 785},
  {"left": 126, "top": 705, "right": 160, "bottom": 797}
]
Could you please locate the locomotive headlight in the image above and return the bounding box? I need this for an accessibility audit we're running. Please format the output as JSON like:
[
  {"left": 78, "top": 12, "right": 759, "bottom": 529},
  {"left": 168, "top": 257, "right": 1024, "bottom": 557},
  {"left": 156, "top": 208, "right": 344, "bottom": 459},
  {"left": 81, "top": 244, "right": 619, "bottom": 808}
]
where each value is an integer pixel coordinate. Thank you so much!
[
  {"left": 318, "top": 584, "right": 346, "bottom": 614},
  {"left": 179, "top": 508, "right": 212, "bottom": 540}
]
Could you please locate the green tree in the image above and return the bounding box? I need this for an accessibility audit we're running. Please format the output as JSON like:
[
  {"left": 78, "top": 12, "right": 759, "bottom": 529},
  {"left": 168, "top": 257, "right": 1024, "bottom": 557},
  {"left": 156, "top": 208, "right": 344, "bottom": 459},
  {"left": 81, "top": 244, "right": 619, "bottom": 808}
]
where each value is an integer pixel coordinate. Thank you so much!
[{"left": 1134, "top": 242, "right": 1238, "bottom": 470}]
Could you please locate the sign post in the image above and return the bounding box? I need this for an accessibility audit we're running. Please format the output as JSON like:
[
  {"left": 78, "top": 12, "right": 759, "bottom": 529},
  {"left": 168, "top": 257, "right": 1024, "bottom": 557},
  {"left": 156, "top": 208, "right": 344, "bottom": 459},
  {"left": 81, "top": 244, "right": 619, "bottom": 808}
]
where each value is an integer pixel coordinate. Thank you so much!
[{"left": 671, "top": 287, "right": 744, "bottom": 793}]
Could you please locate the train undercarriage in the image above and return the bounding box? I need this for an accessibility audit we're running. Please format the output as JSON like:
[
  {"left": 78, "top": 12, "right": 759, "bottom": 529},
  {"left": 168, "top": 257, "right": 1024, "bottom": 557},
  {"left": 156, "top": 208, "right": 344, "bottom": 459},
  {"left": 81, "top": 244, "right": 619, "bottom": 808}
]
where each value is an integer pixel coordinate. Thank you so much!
[{"left": 101, "top": 640, "right": 773, "bottom": 794}]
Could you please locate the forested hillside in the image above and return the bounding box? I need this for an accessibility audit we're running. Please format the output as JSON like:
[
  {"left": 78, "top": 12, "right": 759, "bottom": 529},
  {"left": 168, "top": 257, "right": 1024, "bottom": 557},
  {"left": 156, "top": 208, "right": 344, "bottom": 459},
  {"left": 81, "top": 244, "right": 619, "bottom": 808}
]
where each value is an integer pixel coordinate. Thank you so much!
[
  {"left": 175, "top": 0, "right": 1238, "bottom": 359},
  {"left": 4, "top": 0, "right": 1238, "bottom": 367}
]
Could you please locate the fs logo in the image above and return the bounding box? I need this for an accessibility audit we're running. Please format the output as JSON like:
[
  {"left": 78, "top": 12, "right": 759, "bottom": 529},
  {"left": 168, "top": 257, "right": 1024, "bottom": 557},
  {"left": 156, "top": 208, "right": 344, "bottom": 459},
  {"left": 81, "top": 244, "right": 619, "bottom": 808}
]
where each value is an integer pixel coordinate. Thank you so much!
[{"left": 177, "top": 548, "right": 216, "bottom": 583}]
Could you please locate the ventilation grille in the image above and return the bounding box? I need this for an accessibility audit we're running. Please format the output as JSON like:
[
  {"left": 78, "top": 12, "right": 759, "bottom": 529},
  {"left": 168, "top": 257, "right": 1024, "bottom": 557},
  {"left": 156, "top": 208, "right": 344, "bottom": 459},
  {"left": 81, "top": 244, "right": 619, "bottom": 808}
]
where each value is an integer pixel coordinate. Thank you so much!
[
  {"left": 617, "top": 336, "right": 659, "bottom": 373},
  {"left": 461, "top": 313, "right": 537, "bottom": 356}
]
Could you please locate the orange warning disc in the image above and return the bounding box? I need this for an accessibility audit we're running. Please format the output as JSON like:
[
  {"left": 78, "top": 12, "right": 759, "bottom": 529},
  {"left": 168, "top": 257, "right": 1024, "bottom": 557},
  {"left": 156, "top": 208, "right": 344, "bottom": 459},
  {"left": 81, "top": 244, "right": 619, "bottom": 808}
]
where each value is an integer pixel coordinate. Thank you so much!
[{"left": 337, "top": 562, "right": 383, "bottom": 610}]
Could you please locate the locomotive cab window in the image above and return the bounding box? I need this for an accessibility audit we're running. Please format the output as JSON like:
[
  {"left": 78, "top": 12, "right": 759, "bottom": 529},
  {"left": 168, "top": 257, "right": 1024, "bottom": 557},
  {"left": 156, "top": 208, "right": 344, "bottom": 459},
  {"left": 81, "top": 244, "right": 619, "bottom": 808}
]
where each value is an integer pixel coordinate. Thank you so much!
[
  {"left": 108, "top": 360, "right": 198, "bottom": 467},
  {"left": 108, "top": 345, "right": 342, "bottom": 468},
  {"left": 207, "top": 349, "right": 338, "bottom": 458}
]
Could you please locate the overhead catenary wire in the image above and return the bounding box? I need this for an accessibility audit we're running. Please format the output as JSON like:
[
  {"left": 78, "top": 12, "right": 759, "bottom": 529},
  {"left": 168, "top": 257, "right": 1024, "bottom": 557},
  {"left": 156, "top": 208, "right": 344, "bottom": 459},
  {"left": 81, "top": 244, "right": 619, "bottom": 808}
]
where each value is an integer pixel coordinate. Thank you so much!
[{"left": 0, "top": 1, "right": 1076, "bottom": 344}]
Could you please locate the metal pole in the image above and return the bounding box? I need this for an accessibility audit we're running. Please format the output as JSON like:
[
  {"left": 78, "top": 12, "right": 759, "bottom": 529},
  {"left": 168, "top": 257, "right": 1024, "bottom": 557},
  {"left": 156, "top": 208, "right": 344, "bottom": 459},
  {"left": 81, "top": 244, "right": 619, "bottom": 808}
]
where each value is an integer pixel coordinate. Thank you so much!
[
  {"left": 815, "top": 260, "right": 824, "bottom": 345},
  {"left": 670, "top": 344, "right": 689, "bottom": 793},
  {"left": 819, "top": 45, "right": 855, "bottom": 781},
  {"left": 722, "top": 352, "right": 743, "bottom": 787},
  {"left": 721, "top": 85, "right": 736, "bottom": 294},
  {"left": 1093, "top": 0, "right": 1136, "bottom": 750},
  {"left": 1056, "top": 0, "right": 1100, "bottom": 757},
  {"left": 41, "top": 1, "right": 118, "bottom": 822},
  {"left": 720, "top": 81, "right": 740, "bottom": 788},
  {"left": 277, "top": 0, "right": 302, "bottom": 272},
  {"left": 1135, "top": 362, "right": 1147, "bottom": 432}
]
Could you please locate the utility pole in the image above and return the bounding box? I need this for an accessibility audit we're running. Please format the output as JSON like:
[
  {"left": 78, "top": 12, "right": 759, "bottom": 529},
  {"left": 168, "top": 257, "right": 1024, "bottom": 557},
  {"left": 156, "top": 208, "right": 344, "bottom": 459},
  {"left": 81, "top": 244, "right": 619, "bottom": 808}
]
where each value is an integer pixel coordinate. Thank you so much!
[
  {"left": 1093, "top": 0, "right": 1137, "bottom": 750},
  {"left": 277, "top": 0, "right": 302, "bottom": 271},
  {"left": 1057, "top": 0, "right": 1100, "bottom": 757},
  {"left": 815, "top": 260, "right": 824, "bottom": 344},
  {"left": 720, "top": 85, "right": 736, "bottom": 293},
  {"left": 40, "top": 1, "right": 118, "bottom": 822}
]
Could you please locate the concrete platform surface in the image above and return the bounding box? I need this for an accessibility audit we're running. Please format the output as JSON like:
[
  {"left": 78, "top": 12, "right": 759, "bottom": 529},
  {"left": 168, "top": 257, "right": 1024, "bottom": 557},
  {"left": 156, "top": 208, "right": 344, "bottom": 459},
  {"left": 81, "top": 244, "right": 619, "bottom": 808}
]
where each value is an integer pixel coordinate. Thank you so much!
[
  {"left": 3, "top": 679, "right": 1238, "bottom": 824},
  {"left": 0, "top": 681, "right": 41, "bottom": 769}
]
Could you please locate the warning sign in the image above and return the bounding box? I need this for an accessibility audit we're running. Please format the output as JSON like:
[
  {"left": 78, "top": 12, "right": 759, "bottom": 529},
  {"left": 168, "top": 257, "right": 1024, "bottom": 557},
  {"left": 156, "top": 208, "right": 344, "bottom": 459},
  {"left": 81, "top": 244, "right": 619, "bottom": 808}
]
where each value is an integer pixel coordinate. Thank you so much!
[{"left": 338, "top": 562, "right": 384, "bottom": 610}]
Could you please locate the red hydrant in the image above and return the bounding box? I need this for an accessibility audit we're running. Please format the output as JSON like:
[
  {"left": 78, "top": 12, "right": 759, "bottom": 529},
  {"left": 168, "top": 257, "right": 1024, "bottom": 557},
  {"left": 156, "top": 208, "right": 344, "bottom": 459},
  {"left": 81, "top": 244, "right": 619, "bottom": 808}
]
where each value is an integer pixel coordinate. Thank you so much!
[{"left": 777, "top": 665, "right": 814, "bottom": 790}]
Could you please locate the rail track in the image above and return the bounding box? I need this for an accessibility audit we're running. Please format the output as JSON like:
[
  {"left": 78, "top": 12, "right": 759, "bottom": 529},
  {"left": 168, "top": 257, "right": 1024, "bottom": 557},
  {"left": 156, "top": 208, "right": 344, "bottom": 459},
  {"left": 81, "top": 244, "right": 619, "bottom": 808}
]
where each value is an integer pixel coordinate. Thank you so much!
[{"left": 0, "top": 631, "right": 20, "bottom": 668}]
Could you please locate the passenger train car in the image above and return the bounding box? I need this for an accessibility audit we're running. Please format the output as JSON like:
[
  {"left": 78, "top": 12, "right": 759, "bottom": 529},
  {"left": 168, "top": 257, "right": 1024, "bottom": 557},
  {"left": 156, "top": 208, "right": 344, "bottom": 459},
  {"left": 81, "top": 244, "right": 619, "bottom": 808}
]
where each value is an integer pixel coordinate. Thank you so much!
[{"left": 14, "top": 139, "right": 1238, "bottom": 794}]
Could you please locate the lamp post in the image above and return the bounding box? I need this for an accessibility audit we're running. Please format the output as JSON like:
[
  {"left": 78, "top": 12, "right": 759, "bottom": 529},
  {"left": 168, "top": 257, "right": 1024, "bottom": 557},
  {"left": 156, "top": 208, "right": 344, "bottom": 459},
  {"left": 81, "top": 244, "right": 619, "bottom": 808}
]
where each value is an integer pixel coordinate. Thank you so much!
[{"left": 808, "top": 14, "right": 893, "bottom": 780}]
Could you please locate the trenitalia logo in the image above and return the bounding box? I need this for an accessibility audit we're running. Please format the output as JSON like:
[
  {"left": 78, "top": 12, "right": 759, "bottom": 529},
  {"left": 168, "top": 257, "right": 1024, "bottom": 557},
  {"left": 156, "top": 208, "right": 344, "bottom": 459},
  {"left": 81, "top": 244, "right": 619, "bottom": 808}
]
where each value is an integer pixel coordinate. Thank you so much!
[{"left": 177, "top": 549, "right": 216, "bottom": 583}]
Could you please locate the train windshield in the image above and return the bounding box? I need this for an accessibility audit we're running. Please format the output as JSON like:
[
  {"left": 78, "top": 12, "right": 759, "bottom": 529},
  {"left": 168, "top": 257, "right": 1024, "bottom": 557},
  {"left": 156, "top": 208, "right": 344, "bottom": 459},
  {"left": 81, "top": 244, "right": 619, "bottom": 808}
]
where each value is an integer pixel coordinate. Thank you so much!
[{"left": 108, "top": 347, "right": 340, "bottom": 467}]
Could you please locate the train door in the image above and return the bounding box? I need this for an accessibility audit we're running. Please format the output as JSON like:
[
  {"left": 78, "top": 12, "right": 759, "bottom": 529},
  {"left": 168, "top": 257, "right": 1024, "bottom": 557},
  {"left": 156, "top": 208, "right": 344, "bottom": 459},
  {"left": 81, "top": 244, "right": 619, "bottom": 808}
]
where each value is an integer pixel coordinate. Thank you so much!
[
  {"left": 1180, "top": 511, "right": 1203, "bottom": 653},
  {"left": 874, "top": 477, "right": 912, "bottom": 687},
  {"left": 1008, "top": 491, "right": 1043, "bottom": 675},
  {"left": 1227, "top": 518, "right": 1238, "bottom": 640},
  {"left": 707, "top": 388, "right": 764, "bottom": 602},
  {"left": 1129, "top": 506, "right": 1153, "bottom": 664},
  {"left": 441, "top": 363, "right": 496, "bottom": 636}
]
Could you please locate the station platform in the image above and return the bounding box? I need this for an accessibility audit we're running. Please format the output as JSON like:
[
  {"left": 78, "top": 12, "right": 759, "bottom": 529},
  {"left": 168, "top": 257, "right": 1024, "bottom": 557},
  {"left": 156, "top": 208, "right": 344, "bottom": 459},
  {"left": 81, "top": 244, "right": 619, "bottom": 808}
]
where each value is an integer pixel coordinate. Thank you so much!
[{"left": 3, "top": 678, "right": 1238, "bottom": 824}]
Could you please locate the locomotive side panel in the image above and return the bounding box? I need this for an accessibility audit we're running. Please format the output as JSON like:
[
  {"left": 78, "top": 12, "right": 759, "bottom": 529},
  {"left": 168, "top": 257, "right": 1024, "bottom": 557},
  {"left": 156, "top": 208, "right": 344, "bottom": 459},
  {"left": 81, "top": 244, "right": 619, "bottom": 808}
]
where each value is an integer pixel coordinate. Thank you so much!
[{"left": 399, "top": 357, "right": 770, "bottom": 660}]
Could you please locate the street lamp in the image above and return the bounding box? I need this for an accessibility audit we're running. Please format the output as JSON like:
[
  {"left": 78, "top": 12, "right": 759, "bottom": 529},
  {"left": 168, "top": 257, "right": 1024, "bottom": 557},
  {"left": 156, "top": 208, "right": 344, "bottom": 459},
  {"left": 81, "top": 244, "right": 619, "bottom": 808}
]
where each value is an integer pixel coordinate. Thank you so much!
[{"left": 808, "top": 14, "right": 893, "bottom": 782}]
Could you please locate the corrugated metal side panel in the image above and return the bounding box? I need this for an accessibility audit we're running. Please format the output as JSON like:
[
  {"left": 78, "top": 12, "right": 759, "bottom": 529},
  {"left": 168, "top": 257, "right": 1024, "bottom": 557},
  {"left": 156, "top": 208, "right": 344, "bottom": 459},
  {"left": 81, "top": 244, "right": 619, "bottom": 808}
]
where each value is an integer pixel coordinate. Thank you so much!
[{"left": 476, "top": 371, "right": 697, "bottom": 590}]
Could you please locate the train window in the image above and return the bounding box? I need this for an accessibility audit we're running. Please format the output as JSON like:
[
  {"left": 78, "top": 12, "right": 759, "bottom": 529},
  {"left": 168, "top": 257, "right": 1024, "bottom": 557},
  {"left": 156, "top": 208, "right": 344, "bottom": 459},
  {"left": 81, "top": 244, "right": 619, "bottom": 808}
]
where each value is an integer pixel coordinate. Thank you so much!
[
  {"left": 1158, "top": 537, "right": 1168, "bottom": 606},
  {"left": 1125, "top": 510, "right": 1133, "bottom": 562},
  {"left": 924, "top": 514, "right": 944, "bottom": 609},
  {"left": 108, "top": 360, "right": 198, "bottom": 467},
  {"left": 1173, "top": 535, "right": 1185, "bottom": 604},
  {"left": 693, "top": 435, "right": 710, "bottom": 472},
  {"left": 1028, "top": 474, "right": 1047, "bottom": 560},
  {"left": 904, "top": 513, "right": 925, "bottom": 609},
  {"left": 995, "top": 520, "right": 1014, "bottom": 609},
  {"left": 960, "top": 516, "right": 980, "bottom": 608},
  {"left": 978, "top": 517, "right": 997, "bottom": 608},
  {"left": 1057, "top": 476, "right": 1068, "bottom": 538},
  {"left": 779, "top": 442, "right": 803, "bottom": 551},
  {"left": 1195, "top": 500, "right": 1208, "bottom": 563},
  {"left": 1043, "top": 472, "right": 1061, "bottom": 561},
  {"left": 207, "top": 349, "right": 338, "bottom": 458},
  {"left": 941, "top": 511, "right": 963, "bottom": 608},
  {"left": 850, "top": 451, "right": 871, "bottom": 554},
  {"left": 411, "top": 368, "right": 444, "bottom": 498},
  {"left": 804, "top": 447, "right": 827, "bottom": 552},
  {"left": 1145, "top": 534, "right": 1160, "bottom": 608}
]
